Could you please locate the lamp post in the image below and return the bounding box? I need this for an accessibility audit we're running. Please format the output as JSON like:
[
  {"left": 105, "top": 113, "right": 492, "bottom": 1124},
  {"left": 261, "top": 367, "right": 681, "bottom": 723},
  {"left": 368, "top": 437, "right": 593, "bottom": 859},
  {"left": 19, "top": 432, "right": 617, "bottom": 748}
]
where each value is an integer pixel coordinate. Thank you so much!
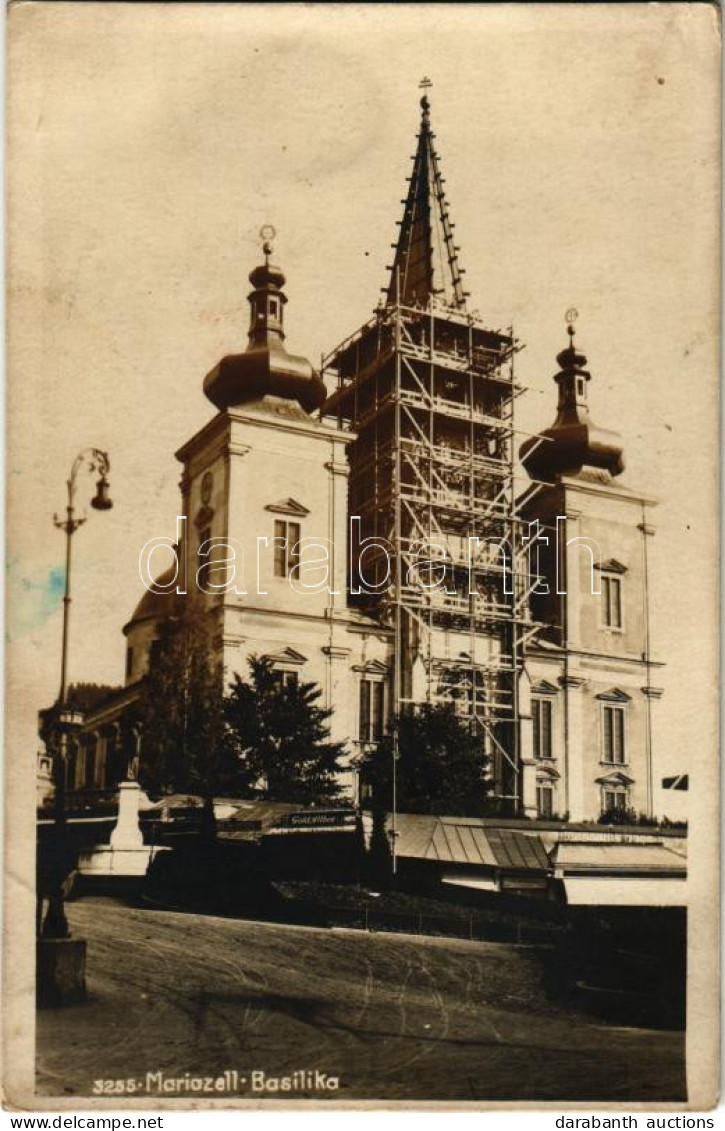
[
  {"left": 388, "top": 721, "right": 399, "bottom": 878},
  {"left": 40, "top": 448, "right": 112, "bottom": 941}
]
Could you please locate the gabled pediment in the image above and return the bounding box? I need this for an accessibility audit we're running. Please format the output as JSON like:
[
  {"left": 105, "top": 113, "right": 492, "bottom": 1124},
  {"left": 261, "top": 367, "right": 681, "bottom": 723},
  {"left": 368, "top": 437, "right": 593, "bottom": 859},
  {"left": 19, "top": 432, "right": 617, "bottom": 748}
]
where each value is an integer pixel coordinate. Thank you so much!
[
  {"left": 596, "top": 771, "right": 635, "bottom": 786},
  {"left": 535, "top": 765, "right": 560, "bottom": 781},
  {"left": 596, "top": 687, "right": 631, "bottom": 703},
  {"left": 531, "top": 679, "right": 559, "bottom": 696},
  {"left": 262, "top": 646, "right": 307, "bottom": 666},
  {"left": 265, "top": 497, "right": 310, "bottom": 517},
  {"left": 352, "top": 659, "right": 389, "bottom": 675},
  {"left": 594, "top": 558, "right": 627, "bottom": 574}
]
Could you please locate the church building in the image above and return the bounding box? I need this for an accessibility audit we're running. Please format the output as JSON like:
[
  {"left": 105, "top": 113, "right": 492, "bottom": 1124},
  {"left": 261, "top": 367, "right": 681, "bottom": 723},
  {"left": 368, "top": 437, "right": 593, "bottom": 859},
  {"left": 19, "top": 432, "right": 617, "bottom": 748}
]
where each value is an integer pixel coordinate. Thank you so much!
[{"left": 41, "top": 92, "right": 663, "bottom": 824}]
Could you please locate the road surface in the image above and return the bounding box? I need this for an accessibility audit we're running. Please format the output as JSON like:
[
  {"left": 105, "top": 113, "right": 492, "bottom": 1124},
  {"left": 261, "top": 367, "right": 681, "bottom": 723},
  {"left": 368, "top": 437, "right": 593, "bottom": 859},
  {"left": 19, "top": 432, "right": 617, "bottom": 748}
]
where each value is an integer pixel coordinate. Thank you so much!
[{"left": 37, "top": 897, "right": 685, "bottom": 1102}]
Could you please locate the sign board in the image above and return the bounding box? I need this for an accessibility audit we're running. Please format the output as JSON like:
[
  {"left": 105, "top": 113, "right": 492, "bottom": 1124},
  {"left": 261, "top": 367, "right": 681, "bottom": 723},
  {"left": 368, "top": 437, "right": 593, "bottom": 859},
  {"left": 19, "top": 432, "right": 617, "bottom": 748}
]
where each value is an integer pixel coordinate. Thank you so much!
[{"left": 285, "top": 810, "right": 358, "bottom": 830}]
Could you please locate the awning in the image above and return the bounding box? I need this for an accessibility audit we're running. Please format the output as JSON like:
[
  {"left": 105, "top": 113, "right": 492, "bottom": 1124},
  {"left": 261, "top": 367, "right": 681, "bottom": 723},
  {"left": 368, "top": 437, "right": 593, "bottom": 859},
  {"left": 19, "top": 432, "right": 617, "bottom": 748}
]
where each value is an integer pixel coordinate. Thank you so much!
[
  {"left": 393, "top": 814, "right": 549, "bottom": 873},
  {"left": 562, "top": 876, "right": 687, "bottom": 907},
  {"left": 553, "top": 842, "right": 686, "bottom": 875}
]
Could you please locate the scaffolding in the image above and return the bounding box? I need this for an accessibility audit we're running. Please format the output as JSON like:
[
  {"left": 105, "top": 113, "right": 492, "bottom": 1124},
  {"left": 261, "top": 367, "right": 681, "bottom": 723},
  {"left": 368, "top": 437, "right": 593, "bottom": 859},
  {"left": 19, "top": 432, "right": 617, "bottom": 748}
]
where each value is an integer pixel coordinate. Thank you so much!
[{"left": 322, "top": 296, "right": 544, "bottom": 809}]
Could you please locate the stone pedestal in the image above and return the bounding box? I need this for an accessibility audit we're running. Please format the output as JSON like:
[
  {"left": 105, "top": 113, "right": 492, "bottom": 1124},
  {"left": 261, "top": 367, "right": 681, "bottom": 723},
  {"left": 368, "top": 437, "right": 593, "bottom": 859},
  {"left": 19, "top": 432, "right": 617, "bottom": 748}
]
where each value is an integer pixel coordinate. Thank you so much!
[
  {"left": 37, "top": 938, "right": 87, "bottom": 1008},
  {"left": 110, "top": 780, "right": 145, "bottom": 849},
  {"left": 78, "top": 780, "right": 166, "bottom": 880}
]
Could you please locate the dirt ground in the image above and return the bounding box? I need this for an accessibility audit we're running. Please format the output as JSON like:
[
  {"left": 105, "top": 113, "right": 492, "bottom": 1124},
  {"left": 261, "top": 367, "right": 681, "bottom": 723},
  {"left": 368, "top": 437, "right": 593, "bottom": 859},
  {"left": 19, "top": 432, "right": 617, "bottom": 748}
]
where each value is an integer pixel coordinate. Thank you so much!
[{"left": 36, "top": 897, "right": 686, "bottom": 1103}]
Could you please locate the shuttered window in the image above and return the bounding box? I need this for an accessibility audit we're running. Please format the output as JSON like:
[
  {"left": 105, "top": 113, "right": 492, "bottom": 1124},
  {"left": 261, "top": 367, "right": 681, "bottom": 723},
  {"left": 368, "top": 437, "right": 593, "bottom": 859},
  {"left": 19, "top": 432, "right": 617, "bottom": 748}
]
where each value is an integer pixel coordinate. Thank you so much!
[
  {"left": 602, "top": 705, "right": 626, "bottom": 763},
  {"left": 532, "top": 698, "right": 553, "bottom": 760},
  {"left": 602, "top": 575, "right": 622, "bottom": 628},
  {"left": 273, "top": 520, "right": 301, "bottom": 578},
  {"left": 359, "top": 679, "right": 385, "bottom": 742}
]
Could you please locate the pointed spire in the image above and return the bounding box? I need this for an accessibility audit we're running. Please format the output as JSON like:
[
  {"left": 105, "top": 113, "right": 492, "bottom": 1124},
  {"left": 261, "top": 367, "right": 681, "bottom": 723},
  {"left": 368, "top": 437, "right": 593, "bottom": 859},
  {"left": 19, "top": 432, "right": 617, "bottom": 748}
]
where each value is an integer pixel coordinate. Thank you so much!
[{"left": 385, "top": 81, "right": 467, "bottom": 310}]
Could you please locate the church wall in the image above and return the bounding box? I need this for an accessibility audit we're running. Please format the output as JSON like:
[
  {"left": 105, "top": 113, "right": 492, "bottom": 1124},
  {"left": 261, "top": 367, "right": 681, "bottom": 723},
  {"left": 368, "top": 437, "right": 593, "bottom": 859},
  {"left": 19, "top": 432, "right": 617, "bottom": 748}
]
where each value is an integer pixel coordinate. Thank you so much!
[
  {"left": 564, "top": 479, "right": 654, "bottom": 661},
  {"left": 220, "top": 606, "right": 390, "bottom": 801},
  {"left": 522, "top": 475, "right": 660, "bottom": 823},
  {"left": 123, "top": 617, "right": 158, "bottom": 685}
]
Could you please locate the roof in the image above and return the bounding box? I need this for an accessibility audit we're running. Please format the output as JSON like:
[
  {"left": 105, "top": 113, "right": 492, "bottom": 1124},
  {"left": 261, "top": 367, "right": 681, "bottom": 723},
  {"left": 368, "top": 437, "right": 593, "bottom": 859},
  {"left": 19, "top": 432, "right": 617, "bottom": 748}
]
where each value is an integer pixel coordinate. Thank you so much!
[
  {"left": 394, "top": 814, "right": 549, "bottom": 872},
  {"left": 127, "top": 565, "right": 183, "bottom": 627},
  {"left": 552, "top": 842, "right": 686, "bottom": 875}
]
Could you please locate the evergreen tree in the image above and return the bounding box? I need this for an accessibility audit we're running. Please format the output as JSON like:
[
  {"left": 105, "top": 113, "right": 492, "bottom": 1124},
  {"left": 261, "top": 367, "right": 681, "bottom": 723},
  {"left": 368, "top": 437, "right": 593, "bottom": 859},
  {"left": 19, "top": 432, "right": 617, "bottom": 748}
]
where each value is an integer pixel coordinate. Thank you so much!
[
  {"left": 224, "top": 656, "right": 345, "bottom": 805},
  {"left": 360, "top": 704, "right": 490, "bottom": 817},
  {"left": 136, "top": 609, "right": 246, "bottom": 838}
]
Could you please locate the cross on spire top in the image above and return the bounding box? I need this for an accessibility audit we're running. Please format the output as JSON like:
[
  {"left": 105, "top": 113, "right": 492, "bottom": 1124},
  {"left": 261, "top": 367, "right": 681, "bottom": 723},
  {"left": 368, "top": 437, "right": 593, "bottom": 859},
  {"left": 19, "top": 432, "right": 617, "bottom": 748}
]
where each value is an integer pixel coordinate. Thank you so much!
[{"left": 384, "top": 86, "right": 467, "bottom": 311}]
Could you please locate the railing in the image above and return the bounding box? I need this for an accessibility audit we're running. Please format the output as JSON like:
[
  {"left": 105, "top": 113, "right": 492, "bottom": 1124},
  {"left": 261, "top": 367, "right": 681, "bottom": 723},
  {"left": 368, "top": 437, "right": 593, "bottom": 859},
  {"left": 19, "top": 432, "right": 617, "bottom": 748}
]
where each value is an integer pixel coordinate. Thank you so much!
[{"left": 322, "top": 904, "right": 559, "bottom": 945}]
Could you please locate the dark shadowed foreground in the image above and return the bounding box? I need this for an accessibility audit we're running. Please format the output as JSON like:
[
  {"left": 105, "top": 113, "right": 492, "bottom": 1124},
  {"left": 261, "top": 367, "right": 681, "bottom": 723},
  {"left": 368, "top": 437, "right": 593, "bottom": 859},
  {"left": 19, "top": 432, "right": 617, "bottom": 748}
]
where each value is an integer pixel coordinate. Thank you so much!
[{"left": 37, "top": 898, "right": 685, "bottom": 1103}]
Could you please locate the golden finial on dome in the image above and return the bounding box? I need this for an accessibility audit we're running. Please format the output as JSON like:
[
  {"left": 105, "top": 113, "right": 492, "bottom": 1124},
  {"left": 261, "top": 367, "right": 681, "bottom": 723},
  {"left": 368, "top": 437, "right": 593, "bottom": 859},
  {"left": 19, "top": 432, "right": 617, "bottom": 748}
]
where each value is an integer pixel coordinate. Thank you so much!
[
  {"left": 260, "top": 224, "right": 276, "bottom": 262},
  {"left": 565, "top": 307, "right": 579, "bottom": 346}
]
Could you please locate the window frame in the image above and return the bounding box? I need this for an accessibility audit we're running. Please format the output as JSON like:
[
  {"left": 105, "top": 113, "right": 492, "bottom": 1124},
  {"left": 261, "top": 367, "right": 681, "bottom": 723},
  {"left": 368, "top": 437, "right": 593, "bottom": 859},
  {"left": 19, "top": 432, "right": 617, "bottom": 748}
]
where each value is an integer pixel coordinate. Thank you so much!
[
  {"left": 600, "top": 571, "right": 624, "bottom": 632},
  {"left": 536, "top": 780, "right": 555, "bottom": 819},
  {"left": 273, "top": 519, "right": 301, "bottom": 580},
  {"left": 602, "top": 785, "right": 629, "bottom": 814},
  {"left": 601, "top": 702, "right": 628, "bottom": 765},
  {"left": 271, "top": 668, "right": 299, "bottom": 693},
  {"left": 358, "top": 676, "right": 386, "bottom": 743},
  {"left": 531, "top": 696, "right": 554, "bottom": 761}
]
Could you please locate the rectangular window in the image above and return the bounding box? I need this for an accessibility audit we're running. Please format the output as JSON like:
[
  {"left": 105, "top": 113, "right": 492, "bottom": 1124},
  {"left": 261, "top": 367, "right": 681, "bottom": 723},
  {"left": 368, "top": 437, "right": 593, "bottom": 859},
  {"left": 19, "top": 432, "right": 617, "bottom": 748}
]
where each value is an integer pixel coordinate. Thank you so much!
[
  {"left": 536, "top": 782, "right": 554, "bottom": 818},
  {"left": 602, "top": 575, "right": 622, "bottom": 628},
  {"left": 273, "top": 519, "right": 301, "bottom": 579},
  {"left": 532, "top": 698, "right": 553, "bottom": 760},
  {"left": 602, "top": 705, "right": 626, "bottom": 763},
  {"left": 603, "top": 787, "right": 628, "bottom": 813},
  {"left": 272, "top": 669, "right": 298, "bottom": 693},
  {"left": 359, "top": 679, "right": 385, "bottom": 742},
  {"left": 149, "top": 637, "right": 163, "bottom": 670},
  {"left": 125, "top": 647, "right": 134, "bottom": 681}
]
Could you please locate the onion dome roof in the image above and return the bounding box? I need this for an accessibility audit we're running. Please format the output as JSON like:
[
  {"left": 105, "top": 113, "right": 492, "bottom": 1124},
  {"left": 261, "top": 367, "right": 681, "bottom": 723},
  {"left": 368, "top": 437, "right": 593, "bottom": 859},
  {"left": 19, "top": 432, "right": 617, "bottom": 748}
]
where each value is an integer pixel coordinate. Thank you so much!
[
  {"left": 203, "top": 234, "right": 326, "bottom": 415},
  {"left": 520, "top": 320, "right": 624, "bottom": 483}
]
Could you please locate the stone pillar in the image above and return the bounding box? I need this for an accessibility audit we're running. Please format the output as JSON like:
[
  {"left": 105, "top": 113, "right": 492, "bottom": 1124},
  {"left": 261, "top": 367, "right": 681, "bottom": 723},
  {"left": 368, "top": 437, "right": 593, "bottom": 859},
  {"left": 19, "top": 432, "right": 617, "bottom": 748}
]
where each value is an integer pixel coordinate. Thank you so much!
[
  {"left": 94, "top": 732, "right": 106, "bottom": 789},
  {"left": 560, "top": 674, "right": 587, "bottom": 820},
  {"left": 560, "top": 510, "right": 583, "bottom": 649},
  {"left": 518, "top": 667, "right": 538, "bottom": 818},
  {"left": 642, "top": 685, "right": 664, "bottom": 818},
  {"left": 325, "top": 443, "right": 351, "bottom": 613}
]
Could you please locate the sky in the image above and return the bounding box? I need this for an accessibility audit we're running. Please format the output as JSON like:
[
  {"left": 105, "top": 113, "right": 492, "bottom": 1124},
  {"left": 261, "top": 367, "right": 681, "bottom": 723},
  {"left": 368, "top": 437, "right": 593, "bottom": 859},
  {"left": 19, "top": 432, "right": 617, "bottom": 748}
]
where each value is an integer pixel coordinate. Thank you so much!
[{"left": 7, "top": 3, "right": 719, "bottom": 791}]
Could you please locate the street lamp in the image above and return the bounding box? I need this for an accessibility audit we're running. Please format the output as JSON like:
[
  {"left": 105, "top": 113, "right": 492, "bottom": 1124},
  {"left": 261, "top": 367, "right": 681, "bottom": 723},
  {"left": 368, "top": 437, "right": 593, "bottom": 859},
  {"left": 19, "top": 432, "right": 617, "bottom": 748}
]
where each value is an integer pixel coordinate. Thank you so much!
[{"left": 41, "top": 448, "right": 113, "bottom": 941}]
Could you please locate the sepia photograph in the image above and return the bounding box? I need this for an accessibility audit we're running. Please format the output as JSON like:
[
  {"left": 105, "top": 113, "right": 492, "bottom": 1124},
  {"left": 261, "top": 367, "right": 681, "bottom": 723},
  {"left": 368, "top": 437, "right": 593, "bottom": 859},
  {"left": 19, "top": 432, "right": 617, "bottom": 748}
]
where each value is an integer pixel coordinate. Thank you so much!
[{"left": 3, "top": 1, "right": 720, "bottom": 1112}]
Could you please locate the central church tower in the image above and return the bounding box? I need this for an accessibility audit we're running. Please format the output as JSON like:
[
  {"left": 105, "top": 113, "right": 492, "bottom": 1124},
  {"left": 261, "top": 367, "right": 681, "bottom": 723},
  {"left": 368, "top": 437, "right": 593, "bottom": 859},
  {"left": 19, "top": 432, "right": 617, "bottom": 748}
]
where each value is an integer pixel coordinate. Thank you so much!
[{"left": 321, "top": 92, "right": 533, "bottom": 811}]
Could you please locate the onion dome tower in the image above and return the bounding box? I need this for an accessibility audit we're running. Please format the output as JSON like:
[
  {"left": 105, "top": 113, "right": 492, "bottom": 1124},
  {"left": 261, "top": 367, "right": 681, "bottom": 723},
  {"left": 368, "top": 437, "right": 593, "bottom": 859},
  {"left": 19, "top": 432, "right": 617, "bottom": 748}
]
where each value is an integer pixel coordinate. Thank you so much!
[
  {"left": 520, "top": 312, "right": 625, "bottom": 482},
  {"left": 203, "top": 229, "right": 326, "bottom": 414}
]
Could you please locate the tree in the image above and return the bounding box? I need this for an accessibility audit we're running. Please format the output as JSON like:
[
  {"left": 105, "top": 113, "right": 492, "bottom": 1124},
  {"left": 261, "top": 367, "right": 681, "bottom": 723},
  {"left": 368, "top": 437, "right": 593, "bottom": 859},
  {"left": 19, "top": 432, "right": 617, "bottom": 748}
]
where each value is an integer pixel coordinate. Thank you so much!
[
  {"left": 136, "top": 609, "right": 246, "bottom": 838},
  {"left": 223, "top": 657, "right": 346, "bottom": 805},
  {"left": 360, "top": 704, "right": 490, "bottom": 817}
]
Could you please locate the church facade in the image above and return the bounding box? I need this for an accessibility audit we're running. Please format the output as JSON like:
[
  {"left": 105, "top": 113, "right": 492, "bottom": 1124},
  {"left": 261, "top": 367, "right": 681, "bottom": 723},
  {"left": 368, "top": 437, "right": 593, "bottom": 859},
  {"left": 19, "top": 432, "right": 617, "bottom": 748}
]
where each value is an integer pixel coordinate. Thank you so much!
[{"left": 42, "top": 94, "right": 663, "bottom": 824}]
